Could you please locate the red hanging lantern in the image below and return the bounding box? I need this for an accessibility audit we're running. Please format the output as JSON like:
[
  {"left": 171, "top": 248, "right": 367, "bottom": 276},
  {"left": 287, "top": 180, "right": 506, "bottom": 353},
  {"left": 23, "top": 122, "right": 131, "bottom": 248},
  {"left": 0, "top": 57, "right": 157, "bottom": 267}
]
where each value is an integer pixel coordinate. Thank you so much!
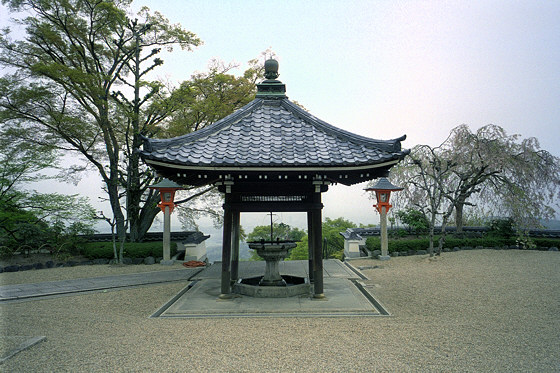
[
  {"left": 365, "top": 177, "right": 403, "bottom": 214},
  {"left": 148, "top": 178, "right": 184, "bottom": 213}
]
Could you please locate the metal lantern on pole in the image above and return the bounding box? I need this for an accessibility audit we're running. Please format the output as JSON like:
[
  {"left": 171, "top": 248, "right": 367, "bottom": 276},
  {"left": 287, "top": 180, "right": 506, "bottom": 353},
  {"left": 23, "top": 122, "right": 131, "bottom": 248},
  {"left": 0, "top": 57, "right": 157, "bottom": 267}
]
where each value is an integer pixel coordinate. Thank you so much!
[
  {"left": 365, "top": 177, "right": 403, "bottom": 260},
  {"left": 148, "top": 178, "right": 184, "bottom": 264}
]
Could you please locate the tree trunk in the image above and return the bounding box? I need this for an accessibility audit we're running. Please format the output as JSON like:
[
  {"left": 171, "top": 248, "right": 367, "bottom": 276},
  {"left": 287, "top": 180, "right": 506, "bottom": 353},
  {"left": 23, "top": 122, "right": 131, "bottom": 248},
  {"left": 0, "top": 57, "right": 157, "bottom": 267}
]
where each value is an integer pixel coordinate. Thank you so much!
[
  {"left": 126, "top": 31, "right": 161, "bottom": 243},
  {"left": 126, "top": 134, "right": 143, "bottom": 242},
  {"left": 111, "top": 222, "right": 117, "bottom": 261},
  {"left": 455, "top": 196, "right": 467, "bottom": 233},
  {"left": 127, "top": 37, "right": 143, "bottom": 242},
  {"left": 437, "top": 220, "right": 449, "bottom": 256},
  {"left": 99, "top": 105, "right": 126, "bottom": 261},
  {"left": 119, "top": 232, "right": 126, "bottom": 263},
  {"left": 428, "top": 224, "right": 435, "bottom": 257},
  {"left": 135, "top": 198, "right": 161, "bottom": 242}
]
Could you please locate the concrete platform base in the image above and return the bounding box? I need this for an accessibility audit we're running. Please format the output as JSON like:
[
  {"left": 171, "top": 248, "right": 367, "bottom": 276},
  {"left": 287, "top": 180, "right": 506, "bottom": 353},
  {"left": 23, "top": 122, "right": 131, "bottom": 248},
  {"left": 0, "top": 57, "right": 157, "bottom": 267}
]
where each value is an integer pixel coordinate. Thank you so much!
[
  {"left": 152, "top": 278, "right": 388, "bottom": 318},
  {"left": 151, "top": 259, "right": 388, "bottom": 318}
]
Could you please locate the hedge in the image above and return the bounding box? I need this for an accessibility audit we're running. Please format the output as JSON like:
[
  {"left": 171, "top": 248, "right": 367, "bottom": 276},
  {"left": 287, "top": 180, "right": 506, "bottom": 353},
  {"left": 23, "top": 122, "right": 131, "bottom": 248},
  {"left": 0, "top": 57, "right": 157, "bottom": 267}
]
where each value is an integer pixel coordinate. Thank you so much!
[
  {"left": 532, "top": 238, "right": 560, "bottom": 249},
  {"left": 364, "top": 236, "right": 560, "bottom": 253},
  {"left": 80, "top": 242, "right": 178, "bottom": 259}
]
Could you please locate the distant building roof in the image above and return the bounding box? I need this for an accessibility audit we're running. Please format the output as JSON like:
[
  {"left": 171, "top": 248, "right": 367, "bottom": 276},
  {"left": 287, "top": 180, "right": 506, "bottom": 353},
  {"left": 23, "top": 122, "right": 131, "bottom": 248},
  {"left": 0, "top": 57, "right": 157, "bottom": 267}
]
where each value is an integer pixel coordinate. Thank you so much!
[
  {"left": 83, "top": 231, "right": 210, "bottom": 244},
  {"left": 340, "top": 228, "right": 366, "bottom": 240}
]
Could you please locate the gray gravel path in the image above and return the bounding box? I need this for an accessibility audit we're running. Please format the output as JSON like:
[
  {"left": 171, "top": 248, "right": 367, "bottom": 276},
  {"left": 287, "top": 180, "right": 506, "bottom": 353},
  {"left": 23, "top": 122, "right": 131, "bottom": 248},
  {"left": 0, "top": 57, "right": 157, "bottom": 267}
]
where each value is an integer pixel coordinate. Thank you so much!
[{"left": 1, "top": 250, "right": 559, "bottom": 372}]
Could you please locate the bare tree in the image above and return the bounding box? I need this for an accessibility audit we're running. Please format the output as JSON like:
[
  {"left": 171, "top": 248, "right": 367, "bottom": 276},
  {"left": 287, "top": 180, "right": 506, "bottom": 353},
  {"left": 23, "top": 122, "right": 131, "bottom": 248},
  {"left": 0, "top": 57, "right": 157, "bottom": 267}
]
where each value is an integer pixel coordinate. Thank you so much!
[
  {"left": 390, "top": 142, "right": 456, "bottom": 256},
  {"left": 444, "top": 125, "right": 560, "bottom": 232},
  {"left": 390, "top": 124, "right": 560, "bottom": 255}
]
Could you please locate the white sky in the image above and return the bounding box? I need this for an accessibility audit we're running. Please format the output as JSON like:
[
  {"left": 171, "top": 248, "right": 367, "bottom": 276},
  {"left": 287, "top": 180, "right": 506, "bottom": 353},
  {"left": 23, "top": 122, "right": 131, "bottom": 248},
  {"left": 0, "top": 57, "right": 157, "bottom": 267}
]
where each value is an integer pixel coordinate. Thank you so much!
[{"left": 2, "top": 0, "right": 559, "bottom": 233}]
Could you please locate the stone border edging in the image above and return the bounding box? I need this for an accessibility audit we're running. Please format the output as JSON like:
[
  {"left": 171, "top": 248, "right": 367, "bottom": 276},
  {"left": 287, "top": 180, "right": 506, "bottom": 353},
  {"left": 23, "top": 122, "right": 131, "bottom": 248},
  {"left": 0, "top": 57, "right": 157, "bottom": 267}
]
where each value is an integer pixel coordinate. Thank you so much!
[{"left": 0, "top": 336, "right": 46, "bottom": 364}]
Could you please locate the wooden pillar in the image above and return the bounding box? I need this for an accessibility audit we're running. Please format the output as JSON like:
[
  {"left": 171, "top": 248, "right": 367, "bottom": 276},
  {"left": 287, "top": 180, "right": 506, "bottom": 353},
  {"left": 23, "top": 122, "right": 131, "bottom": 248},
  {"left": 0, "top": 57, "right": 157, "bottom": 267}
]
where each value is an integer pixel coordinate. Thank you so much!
[
  {"left": 312, "top": 192, "right": 325, "bottom": 299},
  {"left": 219, "top": 197, "right": 233, "bottom": 299},
  {"left": 231, "top": 210, "right": 240, "bottom": 283},
  {"left": 307, "top": 210, "right": 314, "bottom": 283}
]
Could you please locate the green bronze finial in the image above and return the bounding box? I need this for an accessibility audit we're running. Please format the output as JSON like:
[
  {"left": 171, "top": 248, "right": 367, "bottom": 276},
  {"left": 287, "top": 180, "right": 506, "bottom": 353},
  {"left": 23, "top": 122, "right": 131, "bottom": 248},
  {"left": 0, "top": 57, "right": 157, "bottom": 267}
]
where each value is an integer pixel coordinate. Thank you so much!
[
  {"left": 256, "top": 58, "right": 286, "bottom": 98},
  {"left": 264, "top": 59, "right": 279, "bottom": 80}
]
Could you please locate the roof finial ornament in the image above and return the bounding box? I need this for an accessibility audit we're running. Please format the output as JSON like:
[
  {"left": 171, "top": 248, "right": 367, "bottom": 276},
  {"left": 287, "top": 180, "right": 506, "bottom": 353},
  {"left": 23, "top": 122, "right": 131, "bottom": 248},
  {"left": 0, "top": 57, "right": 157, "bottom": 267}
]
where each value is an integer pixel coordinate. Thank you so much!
[
  {"left": 256, "top": 58, "right": 286, "bottom": 98},
  {"left": 264, "top": 58, "right": 279, "bottom": 80}
]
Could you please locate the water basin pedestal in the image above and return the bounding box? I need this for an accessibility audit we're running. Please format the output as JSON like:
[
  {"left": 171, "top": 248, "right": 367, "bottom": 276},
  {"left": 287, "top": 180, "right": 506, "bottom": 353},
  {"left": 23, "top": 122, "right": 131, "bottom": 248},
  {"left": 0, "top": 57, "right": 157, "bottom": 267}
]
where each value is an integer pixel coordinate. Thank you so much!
[{"left": 233, "top": 241, "right": 311, "bottom": 298}]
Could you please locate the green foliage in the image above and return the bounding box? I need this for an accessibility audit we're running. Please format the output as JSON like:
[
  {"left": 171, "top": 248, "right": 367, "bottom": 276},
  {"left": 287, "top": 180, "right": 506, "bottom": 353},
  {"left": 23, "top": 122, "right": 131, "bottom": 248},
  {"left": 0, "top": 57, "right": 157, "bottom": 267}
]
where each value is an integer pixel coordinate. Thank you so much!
[
  {"left": 247, "top": 222, "right": 306, "bottom": 261},
  {"left": 322, "top": 217, "right": 356, "bottom": 257},
  {"left": 0, "top": 124, "right": 96, "bottom": 258},
  {"left": 0, "top": 0, "right": 203, "bottom": 243},
  {"left": 285, "top": 217, "right": 356, "bottom": 260},
  {"left": 389, "top": 229, "right": 408, "bottom": 238},
  {"left": 396, "top": 208, "right": 429, "bottom": 235},
  {"left": 81, "top": 241, "right": 177, "bottom": 260},
  {"left": 163, "top": 59, "right": 262, "bottom": 137},
  {"left": 532, "top": 238, "right": 560, "bottom": 249},
  {"left": 488, "top": 218, "right": 516, "bottom": 238},
  {"left": 514, "top": 233, "right": 536, "bottom": 250},
  {"left": 285, "top": 217, "right": 358, "bottom": 260},
  {"left": 330, "top": 249, "right": 345, "bottom": 261},
  {"left": 286, "top": 236, "right": 309, "bottom": 260},
  {"left": 248, "top": 248, "right": 264, "bottom": 261},
  {"left": 365, "top": 235, "right": 517, "bottom": 253},
  {"left": 247, "top": 223, "right": 306, "bottom": 242},
  {"left": 0, "top": 205, "right": 95, "bottom": 259},
  {"left": 0, "top": 195, "right": 96, "bottom": 258}
]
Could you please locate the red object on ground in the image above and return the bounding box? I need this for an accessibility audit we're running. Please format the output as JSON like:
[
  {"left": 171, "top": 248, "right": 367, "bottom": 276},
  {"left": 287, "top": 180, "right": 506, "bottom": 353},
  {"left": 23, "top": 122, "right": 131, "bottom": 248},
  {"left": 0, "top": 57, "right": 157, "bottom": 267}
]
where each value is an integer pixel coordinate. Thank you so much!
[{"left": 183, "top": 260, "right": 206, "bottom": 268}]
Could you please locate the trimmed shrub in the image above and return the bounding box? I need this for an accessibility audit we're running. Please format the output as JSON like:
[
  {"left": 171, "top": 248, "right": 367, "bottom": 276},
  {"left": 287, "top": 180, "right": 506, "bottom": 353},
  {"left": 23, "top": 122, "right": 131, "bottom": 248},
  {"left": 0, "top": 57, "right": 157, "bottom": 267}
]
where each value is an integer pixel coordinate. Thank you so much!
[
  {"left": 488, "top": 218, "right": 515, "bottom": 238},
  {"left": 80, "top": 242, "right": 177, "bottom": 260},
  {"left": 365, "top": 235, "right": 520, "bottom": 253},
  {"left": 532, "top": 238, "right": 560, "bottom": 250}
]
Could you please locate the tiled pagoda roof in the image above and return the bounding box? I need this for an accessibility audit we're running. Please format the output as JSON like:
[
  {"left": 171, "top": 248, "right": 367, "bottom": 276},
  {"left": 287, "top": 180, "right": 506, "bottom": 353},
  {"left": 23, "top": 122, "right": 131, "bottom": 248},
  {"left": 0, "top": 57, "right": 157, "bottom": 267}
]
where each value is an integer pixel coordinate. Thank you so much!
[
  {"left": 140, "top": 59, "right": 409, "bottom": 187},
  {"left": 141, "top": 98, "right": 408, "bottom": 170}
]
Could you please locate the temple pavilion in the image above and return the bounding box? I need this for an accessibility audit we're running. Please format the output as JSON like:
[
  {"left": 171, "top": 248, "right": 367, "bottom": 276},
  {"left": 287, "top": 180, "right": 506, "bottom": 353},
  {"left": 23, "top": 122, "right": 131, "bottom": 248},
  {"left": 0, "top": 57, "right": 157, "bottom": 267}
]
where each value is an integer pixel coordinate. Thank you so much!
[{"left": 140, "top": 59, "right": 409, "bottom": 299}]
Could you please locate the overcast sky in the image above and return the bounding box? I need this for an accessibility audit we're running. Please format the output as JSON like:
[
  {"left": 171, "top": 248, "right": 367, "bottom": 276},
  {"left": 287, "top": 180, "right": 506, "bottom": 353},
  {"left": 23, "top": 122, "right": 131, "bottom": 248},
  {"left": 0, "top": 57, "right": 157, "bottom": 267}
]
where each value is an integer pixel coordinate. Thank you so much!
[{"left": 2, "top": 0, "right": 559, "bottom": 233}]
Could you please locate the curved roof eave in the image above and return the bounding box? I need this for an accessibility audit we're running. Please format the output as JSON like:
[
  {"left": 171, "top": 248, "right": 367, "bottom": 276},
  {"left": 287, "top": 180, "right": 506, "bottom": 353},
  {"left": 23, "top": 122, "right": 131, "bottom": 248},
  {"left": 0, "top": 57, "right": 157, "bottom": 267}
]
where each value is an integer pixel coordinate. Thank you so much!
[{"left": 143, "top": 157, "right": 402, "bottom": 172}]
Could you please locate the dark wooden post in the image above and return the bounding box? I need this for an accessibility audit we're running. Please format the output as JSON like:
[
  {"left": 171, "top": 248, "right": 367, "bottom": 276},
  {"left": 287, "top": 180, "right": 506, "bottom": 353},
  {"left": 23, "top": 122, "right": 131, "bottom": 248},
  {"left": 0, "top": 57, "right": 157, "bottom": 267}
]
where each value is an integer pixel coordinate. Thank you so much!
[
  {"left": 312, "top": 192, "right": 325, "bottom": 299},
  {"left": 307, "top": 210, "right": 314, "bottom": 283},
  {"left": 231, "top": 210, "right": 240, "bottom": 283},
  {"left": 219, "top": 196, "right": 233, "bottom": 299}
]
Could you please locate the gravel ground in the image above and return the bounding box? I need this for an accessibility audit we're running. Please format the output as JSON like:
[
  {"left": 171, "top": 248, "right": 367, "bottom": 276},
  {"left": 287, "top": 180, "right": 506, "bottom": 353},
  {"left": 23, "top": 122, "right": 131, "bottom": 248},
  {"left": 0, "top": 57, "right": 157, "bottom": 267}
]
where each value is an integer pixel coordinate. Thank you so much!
[
  {"left": 1, "top": 250, "right": 559, "bottom": 372},
  {"left": 0, "top": 262, "right": 186, "bottom": 286}
]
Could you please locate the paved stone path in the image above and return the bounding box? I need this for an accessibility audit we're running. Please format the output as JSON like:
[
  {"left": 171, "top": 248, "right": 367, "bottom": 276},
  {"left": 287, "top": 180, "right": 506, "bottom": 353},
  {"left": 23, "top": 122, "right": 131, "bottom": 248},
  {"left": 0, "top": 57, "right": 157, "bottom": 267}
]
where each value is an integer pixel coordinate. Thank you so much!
[
  {"left": 192, "top": 259, "right": 363, "bottom": 280},
  {"left": 0, "top": 268, "right": 203, "bottom": 302},
  {"left": 154, "top": 260, "right": 380, "bottom": 318}
]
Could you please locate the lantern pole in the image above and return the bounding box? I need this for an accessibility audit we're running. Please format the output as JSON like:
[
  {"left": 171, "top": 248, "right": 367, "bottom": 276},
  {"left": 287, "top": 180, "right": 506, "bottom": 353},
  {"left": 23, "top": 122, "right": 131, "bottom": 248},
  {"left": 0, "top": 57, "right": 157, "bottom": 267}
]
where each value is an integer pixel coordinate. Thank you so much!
[
  {"left": 365, "top": 177, "right": 403, "bottom": 261},
  {"left": 379, "top": 204, "right": 390, "bottom": 260},
  {"left": 163, "top": 204, "right": 171, "bottom": 262},
  {"left": 147, "top": 178, "right": 184, "bottom": 266}
]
